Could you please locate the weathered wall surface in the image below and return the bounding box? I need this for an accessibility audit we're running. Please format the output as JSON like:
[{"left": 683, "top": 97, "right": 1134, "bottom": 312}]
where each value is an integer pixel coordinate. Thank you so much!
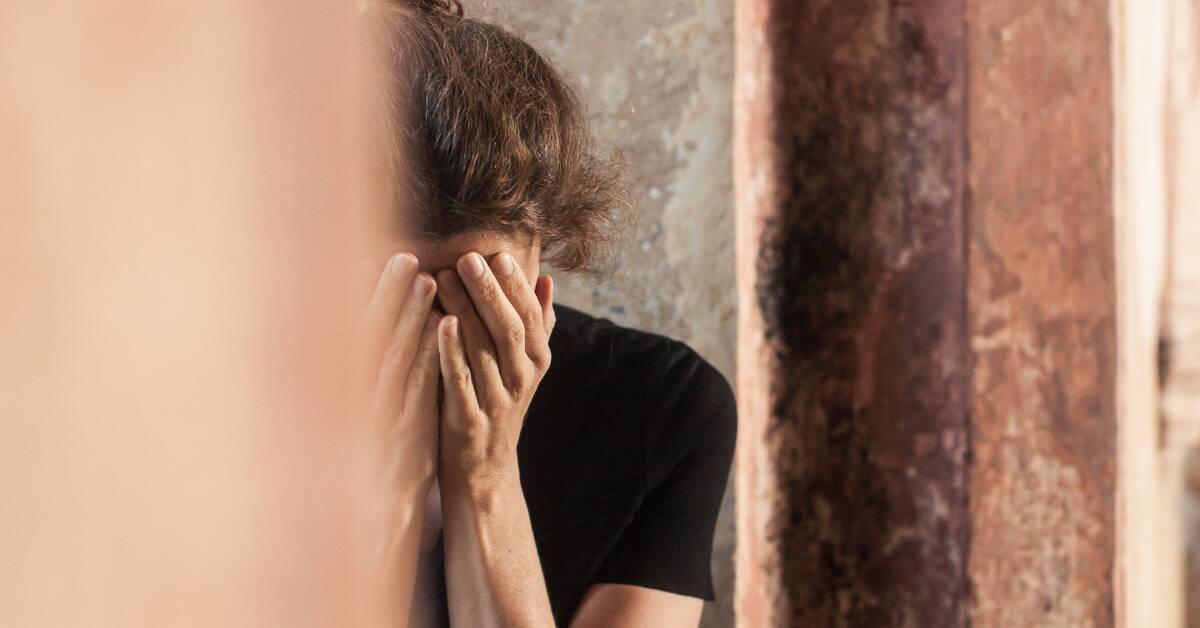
[
  {"left": 965, "top": 2, "right": 1115, "bottom": 625},
  {"left": 735, "top": 1, "right": 1115, "bottom": 626},
  {"left": 474, "top": 2, "right": 737, "bottom": 626},
  {"left": 734, "top": 1, "right": 970, "bottom": 625}
]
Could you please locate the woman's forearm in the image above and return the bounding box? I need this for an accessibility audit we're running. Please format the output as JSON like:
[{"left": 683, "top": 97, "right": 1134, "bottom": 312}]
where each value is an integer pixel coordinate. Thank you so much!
[
  {"left": 433, "top": 253, "right": 558, "bottom": 627},
  {"left": 360, "top": 257, "right": 442, "bottom": 627},
  {"left": 375, "top": 472, "right": 433, "bottom": 627},
  {"left": 442, "top": 473, "right": 555, "bottom": 628}
]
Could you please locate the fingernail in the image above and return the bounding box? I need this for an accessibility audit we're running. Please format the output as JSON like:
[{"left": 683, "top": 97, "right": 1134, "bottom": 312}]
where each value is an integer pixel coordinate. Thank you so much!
[
  {"left": 412, "top": 274, "right": 434, "bottom": 296},
  {"left": 460, "top": 253, "right": 485, "bottom": 279},
  {"left": 492, "top": 253, "right": 515, "bottom": 277},
  {"left": 390, "top": 253, "right": 416, "bottom": 277},
  {"left": 441, "top": 316, "right": 458, "bottom": 337},
  {"left": 436, "top": 270, "right": 459, "bottom": 293}
]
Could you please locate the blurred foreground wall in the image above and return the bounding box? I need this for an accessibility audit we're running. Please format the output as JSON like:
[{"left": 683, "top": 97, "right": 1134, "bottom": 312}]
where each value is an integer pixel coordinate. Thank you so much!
[
  {"left": 1117, "top": 0, "right": 1200, "bottom": 626},
  {"left": 1163, "top": 0, "right": 1200, "bottom": 623},
  {"left": 0, "top": 3, "right": 378, "bottom": 626},
  {"left": 1116, "top": 0, "right": 1200, "bottom": 626}
]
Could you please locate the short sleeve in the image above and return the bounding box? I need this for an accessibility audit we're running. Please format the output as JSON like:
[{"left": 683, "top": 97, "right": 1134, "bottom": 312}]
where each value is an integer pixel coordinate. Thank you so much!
[{"left": 589, "top": 342, "right": 737, "bottom": 599}]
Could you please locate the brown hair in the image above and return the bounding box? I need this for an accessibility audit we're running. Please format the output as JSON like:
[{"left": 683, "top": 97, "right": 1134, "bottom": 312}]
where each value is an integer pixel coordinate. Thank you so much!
[{"left": 367, "top": 0, "right": 627, "bottom": 272}]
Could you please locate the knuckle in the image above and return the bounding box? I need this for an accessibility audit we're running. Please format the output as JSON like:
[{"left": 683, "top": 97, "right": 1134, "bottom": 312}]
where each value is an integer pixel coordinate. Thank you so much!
[
  {"left": 503, "top": 321, "right": 525, "bottom": 348},
  {"left": 509, "top": 366, "right": 535, "bottom": 395},
  {"left": 482, "top": 282, "right": 504, "bottom": 305},
  {"left": 406, "top": 360, "right": 428, "bottom": 384},
  {"left": 451, "top": 366, "right": 473, "bottom": 389},
  {"left": 382, "top": 345, "right": 407, "bottom": 371},
  {"left": 472, "top": 349, "right": 496, "bottom": 370},
  {"left": 458, "top": 414, "right": 487, "bottom": 439},
  {"left": 411, "top": 352, "right": 438, "bottom": 381},
  {"left": 481, "top": 398, "right": 507, "bottom": 418},
  {"left": 529, "top": 345, "right": 551, "bottom": 372}
]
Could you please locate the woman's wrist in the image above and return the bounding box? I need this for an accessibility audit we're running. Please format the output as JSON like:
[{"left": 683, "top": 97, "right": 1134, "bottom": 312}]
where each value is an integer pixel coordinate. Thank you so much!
[
  {"left": 441, "top": 460, "right": 523, "bottom": 514},
  {"left": 377, "top": 446, "right": 437, "bottom": 501},
  {"left": 381, "top": 468, "right": 433, "bottom": 517}
]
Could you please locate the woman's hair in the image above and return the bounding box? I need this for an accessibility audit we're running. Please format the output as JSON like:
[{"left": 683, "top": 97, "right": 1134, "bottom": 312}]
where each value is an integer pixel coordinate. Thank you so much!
[{"left": 367, "top": 0, "right": 627, "bottom": 272}]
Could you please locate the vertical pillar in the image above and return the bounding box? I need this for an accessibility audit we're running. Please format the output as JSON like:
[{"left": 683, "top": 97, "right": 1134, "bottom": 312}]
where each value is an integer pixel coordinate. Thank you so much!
[
  {"left": 735, "top": 1, "right": 970, "bottom": 625},
  {"left": 964, "top": 2, "right": 1115, "bottom": 625},
  {"left": 735, "top": 0, "right": 1116, "bottom": 625}
]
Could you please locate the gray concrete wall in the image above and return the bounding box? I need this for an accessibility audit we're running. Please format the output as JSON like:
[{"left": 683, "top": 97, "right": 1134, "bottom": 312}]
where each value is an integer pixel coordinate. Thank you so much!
[{"left": 473, "top": 2, "right": 736, "bottom": 626}]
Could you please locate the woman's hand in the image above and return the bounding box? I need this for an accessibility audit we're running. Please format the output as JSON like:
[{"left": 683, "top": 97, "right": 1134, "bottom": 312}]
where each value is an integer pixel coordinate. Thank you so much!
[
  {"left": 433, "top": 251, "right": 555, "bottom": 499},
  {"left": 362, "top": 252, "right": 441, "bottom": 495},
  {"left": 434, "top": 251, "right": 558, "bottom": 628},
  {"left": 360, "top": 252, "right": 442, "bottom": 625}
]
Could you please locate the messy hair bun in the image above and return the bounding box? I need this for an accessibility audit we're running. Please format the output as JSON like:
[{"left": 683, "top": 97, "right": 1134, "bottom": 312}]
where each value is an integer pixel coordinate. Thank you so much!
[{"left": 409, "top": 0, "right": 463, "bottom": 17}]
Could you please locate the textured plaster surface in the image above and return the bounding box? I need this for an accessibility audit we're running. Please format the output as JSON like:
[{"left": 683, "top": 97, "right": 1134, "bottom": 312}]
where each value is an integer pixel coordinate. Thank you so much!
[{"left": 472, "top": 2, "right": 737, "bottom": 626}]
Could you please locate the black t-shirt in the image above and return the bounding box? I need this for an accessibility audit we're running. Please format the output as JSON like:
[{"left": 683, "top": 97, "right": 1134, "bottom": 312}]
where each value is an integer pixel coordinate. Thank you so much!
[{"left": 413, "top": 304, "right": 736, "bottom": 626}]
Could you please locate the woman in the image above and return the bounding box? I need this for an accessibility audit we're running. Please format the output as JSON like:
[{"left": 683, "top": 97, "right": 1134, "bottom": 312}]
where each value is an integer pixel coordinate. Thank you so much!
[{"left": 362, "top": 1, "right": 735, "bottom": 626}]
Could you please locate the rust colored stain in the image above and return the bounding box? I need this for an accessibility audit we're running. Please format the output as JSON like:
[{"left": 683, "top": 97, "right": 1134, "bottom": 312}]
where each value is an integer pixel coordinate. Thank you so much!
[
  {"left": 965, "top": 1, "right": 1116, "bottom": 625},
  {"left": 735, "top": 1, "right": 970, "bottom": 626}
]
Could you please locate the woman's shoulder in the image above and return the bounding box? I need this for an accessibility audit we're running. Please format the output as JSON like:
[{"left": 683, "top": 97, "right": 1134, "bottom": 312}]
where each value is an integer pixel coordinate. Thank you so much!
[
  {"left": 521, "top": 306, "right": 735, "bottom": 610},
  {"left": 549, "top": 304, "right": 729, "bottom": 394}
]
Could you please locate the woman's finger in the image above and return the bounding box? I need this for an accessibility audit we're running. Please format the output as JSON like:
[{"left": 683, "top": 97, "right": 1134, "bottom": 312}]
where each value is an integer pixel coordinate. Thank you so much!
[
  {"left": 373, "top": 272, "right": 436, "bottom": 422},
  {"left": 402, "top": 310, "right": 443, "bottom": 423},
  {"left": 378, "top": 313, "right": 439, "bottom": 490},
  {"left": 535, "top": 275, "right": 555, "bottom": 336},
  {"left": 362, "top": 253, "right": 418, "bottom": 375},
  {"left": 456, "top": 252, "right": 530, "bottom": 387},
  {"left": 437, "top": 315, "right": 479, "bottom": 418},
  {"left": 488, "top": 254, "right": 550, "bottom": 372},
  {"left": 435, "top": 268, "right": 503, "bottom": 401}
]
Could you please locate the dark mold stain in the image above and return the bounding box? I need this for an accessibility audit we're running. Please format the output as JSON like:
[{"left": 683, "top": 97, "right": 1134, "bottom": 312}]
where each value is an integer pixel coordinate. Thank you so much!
[{"left": 750, "top": 1, "right": 970, "bottom": 626}]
